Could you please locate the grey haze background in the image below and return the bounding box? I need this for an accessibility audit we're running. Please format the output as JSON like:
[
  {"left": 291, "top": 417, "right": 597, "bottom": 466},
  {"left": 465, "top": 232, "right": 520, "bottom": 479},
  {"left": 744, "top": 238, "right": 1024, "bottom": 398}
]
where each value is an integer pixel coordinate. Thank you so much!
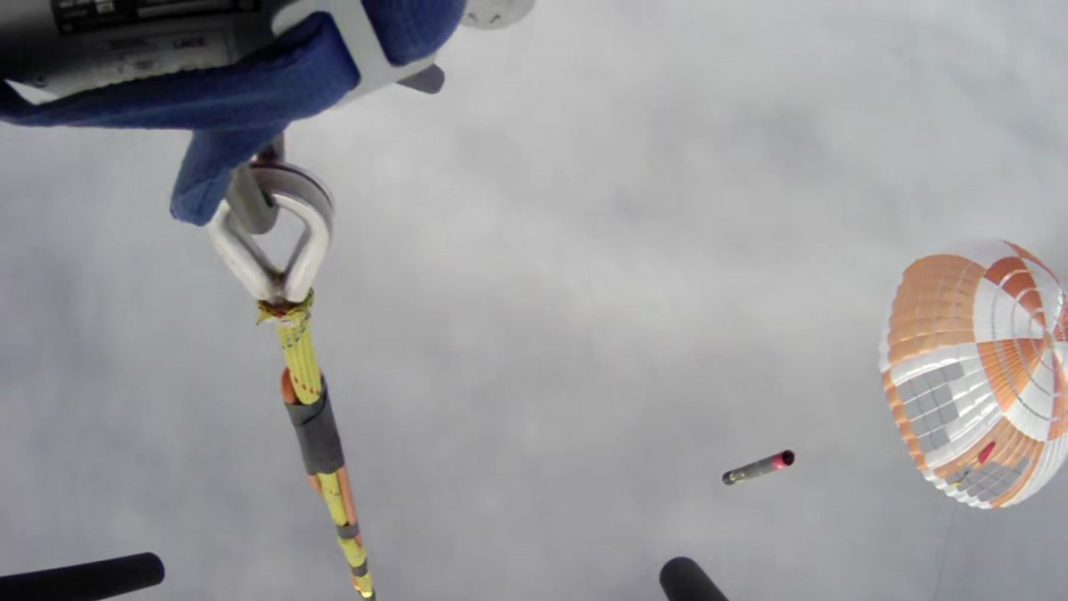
[{"left": 3, "top": 1, "right": 1068, "bottom": 600}]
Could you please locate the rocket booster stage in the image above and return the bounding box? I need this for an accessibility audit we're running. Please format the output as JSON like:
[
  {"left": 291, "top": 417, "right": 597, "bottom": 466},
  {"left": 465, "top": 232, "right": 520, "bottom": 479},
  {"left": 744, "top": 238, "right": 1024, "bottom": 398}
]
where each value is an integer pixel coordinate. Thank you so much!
[{"left": 722, "top": 450, "right": 794, "bottom": 486}]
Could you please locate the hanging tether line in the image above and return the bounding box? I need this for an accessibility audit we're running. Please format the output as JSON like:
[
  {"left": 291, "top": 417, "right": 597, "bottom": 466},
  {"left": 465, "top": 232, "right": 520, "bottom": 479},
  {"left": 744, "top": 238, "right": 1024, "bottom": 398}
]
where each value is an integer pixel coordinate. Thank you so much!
[
  {"left": 209, "top": 137, "right": 375, "bottom": 599},
  {"left": 929, "top": 501, "right": 957, "bottom": 601}
]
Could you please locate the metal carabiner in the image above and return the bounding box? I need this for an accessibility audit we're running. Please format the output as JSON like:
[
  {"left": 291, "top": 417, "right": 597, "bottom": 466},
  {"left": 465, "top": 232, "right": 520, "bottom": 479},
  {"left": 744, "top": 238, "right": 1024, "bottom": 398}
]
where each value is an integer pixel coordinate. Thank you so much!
[{"left": 209, "top": 161, "right": 334, "bottom": 305}]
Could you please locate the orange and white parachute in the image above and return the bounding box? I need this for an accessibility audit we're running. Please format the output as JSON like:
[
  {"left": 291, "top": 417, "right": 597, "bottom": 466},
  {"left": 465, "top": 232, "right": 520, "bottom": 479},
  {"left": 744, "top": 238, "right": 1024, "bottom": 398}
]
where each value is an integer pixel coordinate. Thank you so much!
[{"left": 880, "top": 240, "right": 1068, "bottom": 509}]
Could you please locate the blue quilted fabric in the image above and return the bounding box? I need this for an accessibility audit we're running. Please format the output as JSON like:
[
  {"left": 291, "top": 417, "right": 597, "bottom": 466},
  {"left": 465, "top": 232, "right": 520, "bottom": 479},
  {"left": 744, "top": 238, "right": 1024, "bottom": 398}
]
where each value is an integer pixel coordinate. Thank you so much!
[{"left": 0, "top": 2, "right": 464, "bottom": 225}]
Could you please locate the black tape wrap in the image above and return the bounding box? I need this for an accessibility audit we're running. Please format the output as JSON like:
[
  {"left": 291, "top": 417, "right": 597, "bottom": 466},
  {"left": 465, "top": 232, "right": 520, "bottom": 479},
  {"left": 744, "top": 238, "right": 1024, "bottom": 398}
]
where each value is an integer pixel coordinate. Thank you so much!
[
  {"left": 336, "top": 523, "right": 360, "bottom": 540},
  {"left": 286, "top": 380, "right": 345, "bottom": 475}
]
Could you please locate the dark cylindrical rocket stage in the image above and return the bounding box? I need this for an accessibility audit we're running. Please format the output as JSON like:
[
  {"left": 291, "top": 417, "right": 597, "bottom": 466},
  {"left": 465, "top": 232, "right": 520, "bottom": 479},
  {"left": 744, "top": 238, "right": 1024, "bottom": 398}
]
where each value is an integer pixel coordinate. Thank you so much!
[
  {"left": 722, "top": 449, "right": 794, "bottom": 486},
  {"left": 0, "top": 552, "right": 164, "bottom": 601},
  {"left": 660, "top": 556, "right": 729, "bottom": 601}
]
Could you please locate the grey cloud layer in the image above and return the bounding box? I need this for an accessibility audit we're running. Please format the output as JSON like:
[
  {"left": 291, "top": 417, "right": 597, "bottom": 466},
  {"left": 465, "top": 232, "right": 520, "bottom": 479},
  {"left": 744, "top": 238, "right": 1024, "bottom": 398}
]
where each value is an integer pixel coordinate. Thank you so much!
[{"left": 3, "top": 1, "right": 1068, "bottom": 600}]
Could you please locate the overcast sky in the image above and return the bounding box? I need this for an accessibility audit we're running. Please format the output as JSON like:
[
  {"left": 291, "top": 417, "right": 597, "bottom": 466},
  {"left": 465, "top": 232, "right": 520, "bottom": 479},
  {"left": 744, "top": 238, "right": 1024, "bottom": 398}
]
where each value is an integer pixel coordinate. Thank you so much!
[{"left": 3, "top": 1, "right": 1068, "bottom": 600}]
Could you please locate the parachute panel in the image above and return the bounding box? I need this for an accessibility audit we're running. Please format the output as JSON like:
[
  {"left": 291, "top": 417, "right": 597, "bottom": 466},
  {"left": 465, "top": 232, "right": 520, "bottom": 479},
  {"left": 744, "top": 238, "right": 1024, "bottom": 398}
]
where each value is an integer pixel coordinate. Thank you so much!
[{"left": 881, "top": 240, "right": 1068, "bottom": 508}]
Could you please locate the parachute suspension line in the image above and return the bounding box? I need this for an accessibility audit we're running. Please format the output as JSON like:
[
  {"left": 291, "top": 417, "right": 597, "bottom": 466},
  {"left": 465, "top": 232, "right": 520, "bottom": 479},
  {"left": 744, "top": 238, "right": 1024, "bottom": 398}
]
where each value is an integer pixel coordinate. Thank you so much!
[
  {"left": 929, "top": 502, "right": 957, "bottom": 601},
  {"left": 268, "top": 297, "right": 376, "bottom": 600}
]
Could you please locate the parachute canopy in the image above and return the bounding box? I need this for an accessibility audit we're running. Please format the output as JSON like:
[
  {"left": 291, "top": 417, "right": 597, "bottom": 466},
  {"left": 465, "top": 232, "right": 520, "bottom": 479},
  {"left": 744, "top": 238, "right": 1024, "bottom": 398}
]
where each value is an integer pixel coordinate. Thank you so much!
[{"left": 880, "top": 240, "right": 1068, "bottom": 509}]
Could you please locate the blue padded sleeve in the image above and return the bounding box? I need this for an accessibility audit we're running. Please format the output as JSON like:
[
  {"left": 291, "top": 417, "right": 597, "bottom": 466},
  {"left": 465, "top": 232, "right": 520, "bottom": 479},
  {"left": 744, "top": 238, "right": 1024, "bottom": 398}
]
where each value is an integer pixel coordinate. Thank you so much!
[
  {"left": 0, "top": 2, "right": 465, "bottom": 225},
  {"left": 365, "top": 0, "right": 467, "bottom": 66}
]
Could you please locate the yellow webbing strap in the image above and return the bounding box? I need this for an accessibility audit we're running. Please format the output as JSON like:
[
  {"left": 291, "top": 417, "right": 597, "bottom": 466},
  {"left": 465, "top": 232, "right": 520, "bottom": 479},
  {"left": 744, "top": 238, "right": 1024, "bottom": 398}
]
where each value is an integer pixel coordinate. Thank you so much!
[
  {"left": 259, "top": 292, "right": 322, "bottom": 405},
  {"left": 261, "top": 291, "right": 375, "bottom": 600},
  {"left": 318, "top": 472, "right": 350, "bottom": 525}
]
